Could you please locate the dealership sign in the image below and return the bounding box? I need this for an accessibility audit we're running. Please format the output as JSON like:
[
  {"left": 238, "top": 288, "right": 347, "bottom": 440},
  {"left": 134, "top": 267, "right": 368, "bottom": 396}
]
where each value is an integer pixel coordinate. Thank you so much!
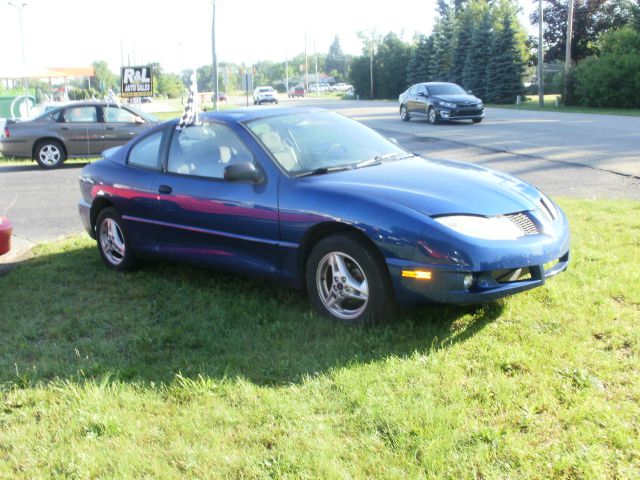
[{"left": 120, "top": 66, "right": 153, "bottom": 98}]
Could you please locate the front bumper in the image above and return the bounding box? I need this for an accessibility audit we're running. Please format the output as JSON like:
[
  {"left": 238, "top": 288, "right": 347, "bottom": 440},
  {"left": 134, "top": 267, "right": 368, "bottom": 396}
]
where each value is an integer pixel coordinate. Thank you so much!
[
  {"left": 437, "top": 107, "right": 484, "bottom": 121},
  {"left": 256, "top": 96, "right": 278, "bottom": 103},
  {"left": 388, "top": 249, "right": 569, "bottom": 304}
]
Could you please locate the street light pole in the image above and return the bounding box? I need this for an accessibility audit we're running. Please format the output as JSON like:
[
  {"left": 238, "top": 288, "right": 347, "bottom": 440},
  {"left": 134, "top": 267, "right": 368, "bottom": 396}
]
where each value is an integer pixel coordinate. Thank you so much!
[{"left": 9, "top": 1, "right": 30, "bottom": 118}]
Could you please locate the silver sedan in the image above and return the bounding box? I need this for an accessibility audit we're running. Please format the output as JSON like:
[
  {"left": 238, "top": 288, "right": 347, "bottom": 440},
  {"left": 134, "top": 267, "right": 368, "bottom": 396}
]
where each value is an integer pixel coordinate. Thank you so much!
[{"left": 0, "top": 101, "right": 158, "bottom": 168}]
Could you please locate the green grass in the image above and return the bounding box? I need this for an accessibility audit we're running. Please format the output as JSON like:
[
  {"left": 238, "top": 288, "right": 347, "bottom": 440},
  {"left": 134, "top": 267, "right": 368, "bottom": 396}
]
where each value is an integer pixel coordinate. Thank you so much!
[
  {"left": 489, "top": 95, "right": 640, "bottom": 116},
  {"left": 0, "top": 155, "right": 94, "bottom": 166},
  {"left": 1, "top": 198, "right": 638, "bottom": 478}
]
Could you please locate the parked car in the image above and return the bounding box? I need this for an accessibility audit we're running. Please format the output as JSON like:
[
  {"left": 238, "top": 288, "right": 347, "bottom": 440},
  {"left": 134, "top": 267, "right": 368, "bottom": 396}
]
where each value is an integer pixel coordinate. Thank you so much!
[
  {"left": 0, "top": 101, "right": 158, "bottom": 169},
  {"left": 78, "top": 107, "right": 569, "bottom": 325},
  {"left": 0, "top": 217, "right": 11, "bottom": 256},
  {"left": 399, "top": 82, "right": 484, "bottom": 124},
  {"left": 253, "top": 86, "right": 278, "bottom": 105},
  {"left": 329, "top": 83, "right": 354, "bottom": 93},
  {"left": 288, "top": 85, "right": 305, "bottom": 98}
]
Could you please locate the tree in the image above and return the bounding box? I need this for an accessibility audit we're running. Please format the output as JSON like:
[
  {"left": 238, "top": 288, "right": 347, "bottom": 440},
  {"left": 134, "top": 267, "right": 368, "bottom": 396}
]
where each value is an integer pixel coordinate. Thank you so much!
[
  {"left": 406, "top": 34, "right": 433, "bottom": 85},
  {"left": 374, "top": 32, "right": 412, "bottom": 98},
  {"left": 325, "top": 35, "right": 347, "bottom": 81},
  {"left": 91, "top": 60, "right": 118, "bottom": 94},
  {"left": 450, "top": 4, "right": 477, "bottom": 86},
  {"left": 462, "top": 10, "right": 493, "bottom": 99},
  {"left": 574, "top": 26, "right": 640, "bottom": 107},
  {"left": 486, "top": 15, "right": 525, "bottom": 103},
  {"left": 430, "top": 3, "right": 456, "bottom": 81},
  {"left": 530, "top": 0, "right": 634, "bottom": 63}
]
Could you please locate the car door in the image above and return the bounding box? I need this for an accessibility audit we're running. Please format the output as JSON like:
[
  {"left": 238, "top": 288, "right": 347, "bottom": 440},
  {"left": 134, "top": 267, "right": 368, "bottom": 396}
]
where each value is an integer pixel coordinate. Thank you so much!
[
  {"left": 101, "top": 105, "right": 151, "bottom": 150},
  {"left": 411, "top": 85, "right": 429, "bottom": 117},
  {"left": 406, "top": 86, "right": 421, "bottom": 115},
  {"left": 149, "top": 121, "right": 281, "bottom": 278},
  {"left": 58, "top": 105, "right": 104, "bottom": 156}
]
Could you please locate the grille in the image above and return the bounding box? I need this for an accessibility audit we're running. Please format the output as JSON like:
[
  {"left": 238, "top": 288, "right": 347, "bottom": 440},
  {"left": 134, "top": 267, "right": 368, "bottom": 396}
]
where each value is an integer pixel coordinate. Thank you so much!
[
  {"left": 452, "top": 108, "right": 481, "bottom": 116},
  {"left": 506, "top": 212, "right": 540, "bottom": 235}
]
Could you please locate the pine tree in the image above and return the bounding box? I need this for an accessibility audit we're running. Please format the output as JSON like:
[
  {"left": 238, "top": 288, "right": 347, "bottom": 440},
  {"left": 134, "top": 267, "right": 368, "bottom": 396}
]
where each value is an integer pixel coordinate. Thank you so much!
[
  {"left": 450, "top": 6, "right": 475, "bottom": 86},
  {"left": 430, "top": 4, "right": 456, "bottom": 81},
  {"left": 486, "top": 15, "right": 524, "bottom": 103},
  {"left": 325, "top": 36, "right": 347, "bottom": 81},
  {"left": 462, "top": 10, "right": 493, "bottom": 99},
  {"left": 406, "top": 34, "right": 433, "bottom": 85}
]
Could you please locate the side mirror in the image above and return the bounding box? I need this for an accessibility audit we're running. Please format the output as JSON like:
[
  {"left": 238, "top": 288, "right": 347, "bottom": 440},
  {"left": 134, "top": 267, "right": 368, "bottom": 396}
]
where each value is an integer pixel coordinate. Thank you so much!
[
  {"left": 417, "top": 92, "right": 426, "bottom": 97},
  {"left": 224, "top": 161, "right": 262, "bottom": 182},
  {"left": 135, "top": 116, "right": 145, "bottom": 124},
  {"left": 467, "top": 90, "right": 473, "bottom": 95}
]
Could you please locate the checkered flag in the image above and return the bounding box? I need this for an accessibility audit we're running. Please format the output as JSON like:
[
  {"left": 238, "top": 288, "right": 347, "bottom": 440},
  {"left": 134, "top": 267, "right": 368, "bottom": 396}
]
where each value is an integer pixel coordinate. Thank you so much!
[
  {"left": 107, "top": 89, "right": 120, "bottom": 108},
  {"left": 177, "top": 73, "right": 201, "bottom": 130}
]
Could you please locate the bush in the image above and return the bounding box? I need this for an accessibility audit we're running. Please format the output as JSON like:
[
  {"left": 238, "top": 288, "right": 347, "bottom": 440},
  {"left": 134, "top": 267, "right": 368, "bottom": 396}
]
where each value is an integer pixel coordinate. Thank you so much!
[{"left": 574, "top": 27, "right": 640, "bottom": 108}]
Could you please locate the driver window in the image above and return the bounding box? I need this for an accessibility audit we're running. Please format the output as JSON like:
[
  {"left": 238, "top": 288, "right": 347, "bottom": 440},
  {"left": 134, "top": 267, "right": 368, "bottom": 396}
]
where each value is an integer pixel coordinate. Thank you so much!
[{"left": 167, "top": 123, "right": 253, "bottom": 179}]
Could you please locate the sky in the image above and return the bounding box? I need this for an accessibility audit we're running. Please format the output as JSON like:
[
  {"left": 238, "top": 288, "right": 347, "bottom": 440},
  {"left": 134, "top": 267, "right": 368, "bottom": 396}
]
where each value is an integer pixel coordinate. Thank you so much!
[{"left": 0, "top": 0, "right": 535, "bottom": 76}]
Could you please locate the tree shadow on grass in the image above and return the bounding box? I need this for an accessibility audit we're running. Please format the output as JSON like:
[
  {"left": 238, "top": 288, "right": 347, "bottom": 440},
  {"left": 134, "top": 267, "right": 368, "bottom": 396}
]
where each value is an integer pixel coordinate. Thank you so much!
[{"left": 0, "top": 241, "right": 504, "bottom": 387}]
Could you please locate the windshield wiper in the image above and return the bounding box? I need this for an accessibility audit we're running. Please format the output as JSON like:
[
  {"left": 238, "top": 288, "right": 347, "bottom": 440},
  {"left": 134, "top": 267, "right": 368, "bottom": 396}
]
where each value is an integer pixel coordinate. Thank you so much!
[
  {"left": 295, "top": 165, "right": 352, "bottom": 177},
  {"left": 357, "top": 153, "right": 416, "bottom": 168}
]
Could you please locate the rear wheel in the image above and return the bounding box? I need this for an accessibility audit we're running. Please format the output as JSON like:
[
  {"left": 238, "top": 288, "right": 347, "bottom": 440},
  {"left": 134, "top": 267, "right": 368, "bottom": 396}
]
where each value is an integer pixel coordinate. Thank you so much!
[
  {"left": 96, "top": 207, "right": 136, "bottom": 272},
  {"left": 306, "top": 234, "right": 392, "bottom": 326},
  {"left": 34, "top": 140, "right": 66, "bottom": 169},
  {"left": 400, "top": 105, "right": 410, "bottom": 122}
]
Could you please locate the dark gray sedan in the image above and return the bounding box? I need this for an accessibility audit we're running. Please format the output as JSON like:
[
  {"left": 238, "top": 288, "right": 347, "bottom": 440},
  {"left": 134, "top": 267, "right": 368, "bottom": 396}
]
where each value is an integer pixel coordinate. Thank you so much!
[{"left": 0, "top": 101, "right": 158, "bottom": 168}]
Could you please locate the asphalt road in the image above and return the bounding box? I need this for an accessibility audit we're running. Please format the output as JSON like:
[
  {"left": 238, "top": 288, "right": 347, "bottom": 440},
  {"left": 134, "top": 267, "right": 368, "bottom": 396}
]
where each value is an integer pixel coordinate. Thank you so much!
[{"left": 1, "top": 100, "right": 639, "bottom": 261}]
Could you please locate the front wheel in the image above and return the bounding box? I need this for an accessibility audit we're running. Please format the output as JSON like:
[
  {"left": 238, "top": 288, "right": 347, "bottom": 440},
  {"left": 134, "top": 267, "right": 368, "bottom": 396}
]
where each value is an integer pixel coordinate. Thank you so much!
[
  {"left": 472, "top": 118, "right": 483, "bottom": 124},
  {"left": 96, "top": 207, "right": 136, "bottom": 272},
  {"left": 35, "top": 140, "right": 66, "bottom": 169},
  {"left": 306, "top": 234, "right": 392, "bottom": 325},
  {"left": 428, "top": 107, "right": 440, "bottom": 125}
]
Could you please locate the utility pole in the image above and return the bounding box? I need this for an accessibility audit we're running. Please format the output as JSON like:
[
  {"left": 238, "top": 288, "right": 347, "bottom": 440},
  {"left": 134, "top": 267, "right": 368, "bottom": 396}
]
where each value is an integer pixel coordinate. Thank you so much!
[
  {"left": 211, "top": 0, "right": 218, "bottom": 111},
  {"left": 538, "top": 0, "right": 544, "bottom": 107},
  {"left": 304, "top": 32, "right": 309, "bottom": 92},
  {"left": 369, "top": 32, "right": 374, "bottom": 100},
  {"left": 314, "top": 41, "right": 318, "bottom": 96},
  {"left": 563, "top": 0, "right": 574, "bottom": 104},
  {"left": 9, "top": 1, "right": 30, "bottom": 118}
]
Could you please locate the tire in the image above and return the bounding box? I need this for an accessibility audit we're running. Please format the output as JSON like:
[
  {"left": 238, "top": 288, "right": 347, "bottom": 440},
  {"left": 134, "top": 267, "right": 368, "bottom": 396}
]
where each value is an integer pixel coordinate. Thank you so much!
[
  {"left": 34, "top": 139, "right": 66, "bottom": 169},
  {"left": 95, "top": 207, "right": 136, "bottom": 272},
  {"left": 472, "top": 118, "right": 483, "bottom": 124},
  {"left": 306, "top": 233, "right": 393, "bottom": 326},
  {"left": 400, "top": 105, "right": 410, "bottom": 122},
  {"left": 428, "top": 107, "right": 439, "bottom": 125}
]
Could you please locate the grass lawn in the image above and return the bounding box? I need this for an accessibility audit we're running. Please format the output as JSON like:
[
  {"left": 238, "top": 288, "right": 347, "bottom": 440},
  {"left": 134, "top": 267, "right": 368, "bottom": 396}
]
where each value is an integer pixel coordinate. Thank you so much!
[
  {"left": 489, "top": 95, "right": 640, "bottom": 117},
  {"left": 0, "top": 198, "right": 638, "bottom": 478}
]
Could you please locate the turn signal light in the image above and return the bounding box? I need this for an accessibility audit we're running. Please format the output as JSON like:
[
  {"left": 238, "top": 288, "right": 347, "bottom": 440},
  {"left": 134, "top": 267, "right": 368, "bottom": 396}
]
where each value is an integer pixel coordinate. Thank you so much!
[
  {"left": 401, "top": 270, "right": 432, "bottom": 280},
  {"left": 3, "top": 127, "right": 9, "bottom": 138}
]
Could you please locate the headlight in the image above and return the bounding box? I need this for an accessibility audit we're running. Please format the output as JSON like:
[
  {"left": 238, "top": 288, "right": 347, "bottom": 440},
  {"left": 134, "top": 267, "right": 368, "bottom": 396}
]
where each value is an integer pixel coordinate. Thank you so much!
[
  {"left": 477, "top": 102, "right": 483, "bottom": 108},
  {"left": 438, "top": 101, "right": 456, "bottom": 109},
  {"left": 434, "top": 215, "right": 524, "bottom": 240}
]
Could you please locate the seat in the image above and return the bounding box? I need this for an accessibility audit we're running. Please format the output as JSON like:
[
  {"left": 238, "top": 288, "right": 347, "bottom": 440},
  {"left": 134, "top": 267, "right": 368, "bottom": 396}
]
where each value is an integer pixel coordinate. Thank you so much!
[{"left": 259, "top": 131, "right": 299, "bottom": 171}]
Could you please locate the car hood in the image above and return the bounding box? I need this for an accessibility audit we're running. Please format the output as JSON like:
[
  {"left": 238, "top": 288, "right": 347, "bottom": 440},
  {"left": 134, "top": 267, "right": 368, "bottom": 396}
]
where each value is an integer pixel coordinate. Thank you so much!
[
  {"left": 432, "top": 94, "right": 481, "bottom": 104},
  {"left": 300, "top": 157, "right": 541, "bottom": 217}
]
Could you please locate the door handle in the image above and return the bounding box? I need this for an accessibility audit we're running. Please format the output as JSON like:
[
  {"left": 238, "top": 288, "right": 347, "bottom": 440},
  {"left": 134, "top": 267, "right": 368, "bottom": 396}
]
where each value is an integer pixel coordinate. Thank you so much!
[
  {"left": 106, "top": 127, "right": 115, "bottom": 131},
  {"left": 158, "top": 184, "right": 173, "bottom": 194},
  {"left": 61, "top": 127, "right": 69, "bottom": 131}
]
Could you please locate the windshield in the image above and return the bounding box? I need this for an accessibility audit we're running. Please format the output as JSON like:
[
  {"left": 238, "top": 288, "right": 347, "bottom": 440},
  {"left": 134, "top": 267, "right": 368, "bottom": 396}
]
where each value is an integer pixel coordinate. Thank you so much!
[
  {"left": 428, "top": 83, "right": 467, "bottom": 95},
  {"left": 245, "top": 111, "right": 407, "bottom": 175}
]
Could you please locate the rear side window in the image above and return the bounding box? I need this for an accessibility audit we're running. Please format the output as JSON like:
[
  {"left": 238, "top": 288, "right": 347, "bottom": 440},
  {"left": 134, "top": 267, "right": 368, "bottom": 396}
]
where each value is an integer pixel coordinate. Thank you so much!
[
  {"left": 128, "top": 131, "right": 163, "bottom": 170},
  {"left": 64, "top": 106, "right": 98, "bottom": 123}
]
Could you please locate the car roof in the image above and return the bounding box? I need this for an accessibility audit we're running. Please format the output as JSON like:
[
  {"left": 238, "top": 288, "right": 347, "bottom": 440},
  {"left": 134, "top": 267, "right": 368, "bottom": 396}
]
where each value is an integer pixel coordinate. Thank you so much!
[{"left": 197, "top": 106, "right": 325, "bottom": 123}]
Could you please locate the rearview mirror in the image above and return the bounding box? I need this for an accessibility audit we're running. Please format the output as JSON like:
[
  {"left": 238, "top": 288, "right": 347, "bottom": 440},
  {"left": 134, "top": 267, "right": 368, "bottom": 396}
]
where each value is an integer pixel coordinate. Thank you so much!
[{"left": 224, "top": 161, "right": 262, "bottom": 182}]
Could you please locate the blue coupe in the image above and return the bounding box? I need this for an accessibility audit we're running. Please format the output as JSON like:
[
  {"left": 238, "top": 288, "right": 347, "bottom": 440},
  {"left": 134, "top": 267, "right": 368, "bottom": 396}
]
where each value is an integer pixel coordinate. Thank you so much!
[{"left": 78, "top": 107, "right": 570, "bottom": 325}]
